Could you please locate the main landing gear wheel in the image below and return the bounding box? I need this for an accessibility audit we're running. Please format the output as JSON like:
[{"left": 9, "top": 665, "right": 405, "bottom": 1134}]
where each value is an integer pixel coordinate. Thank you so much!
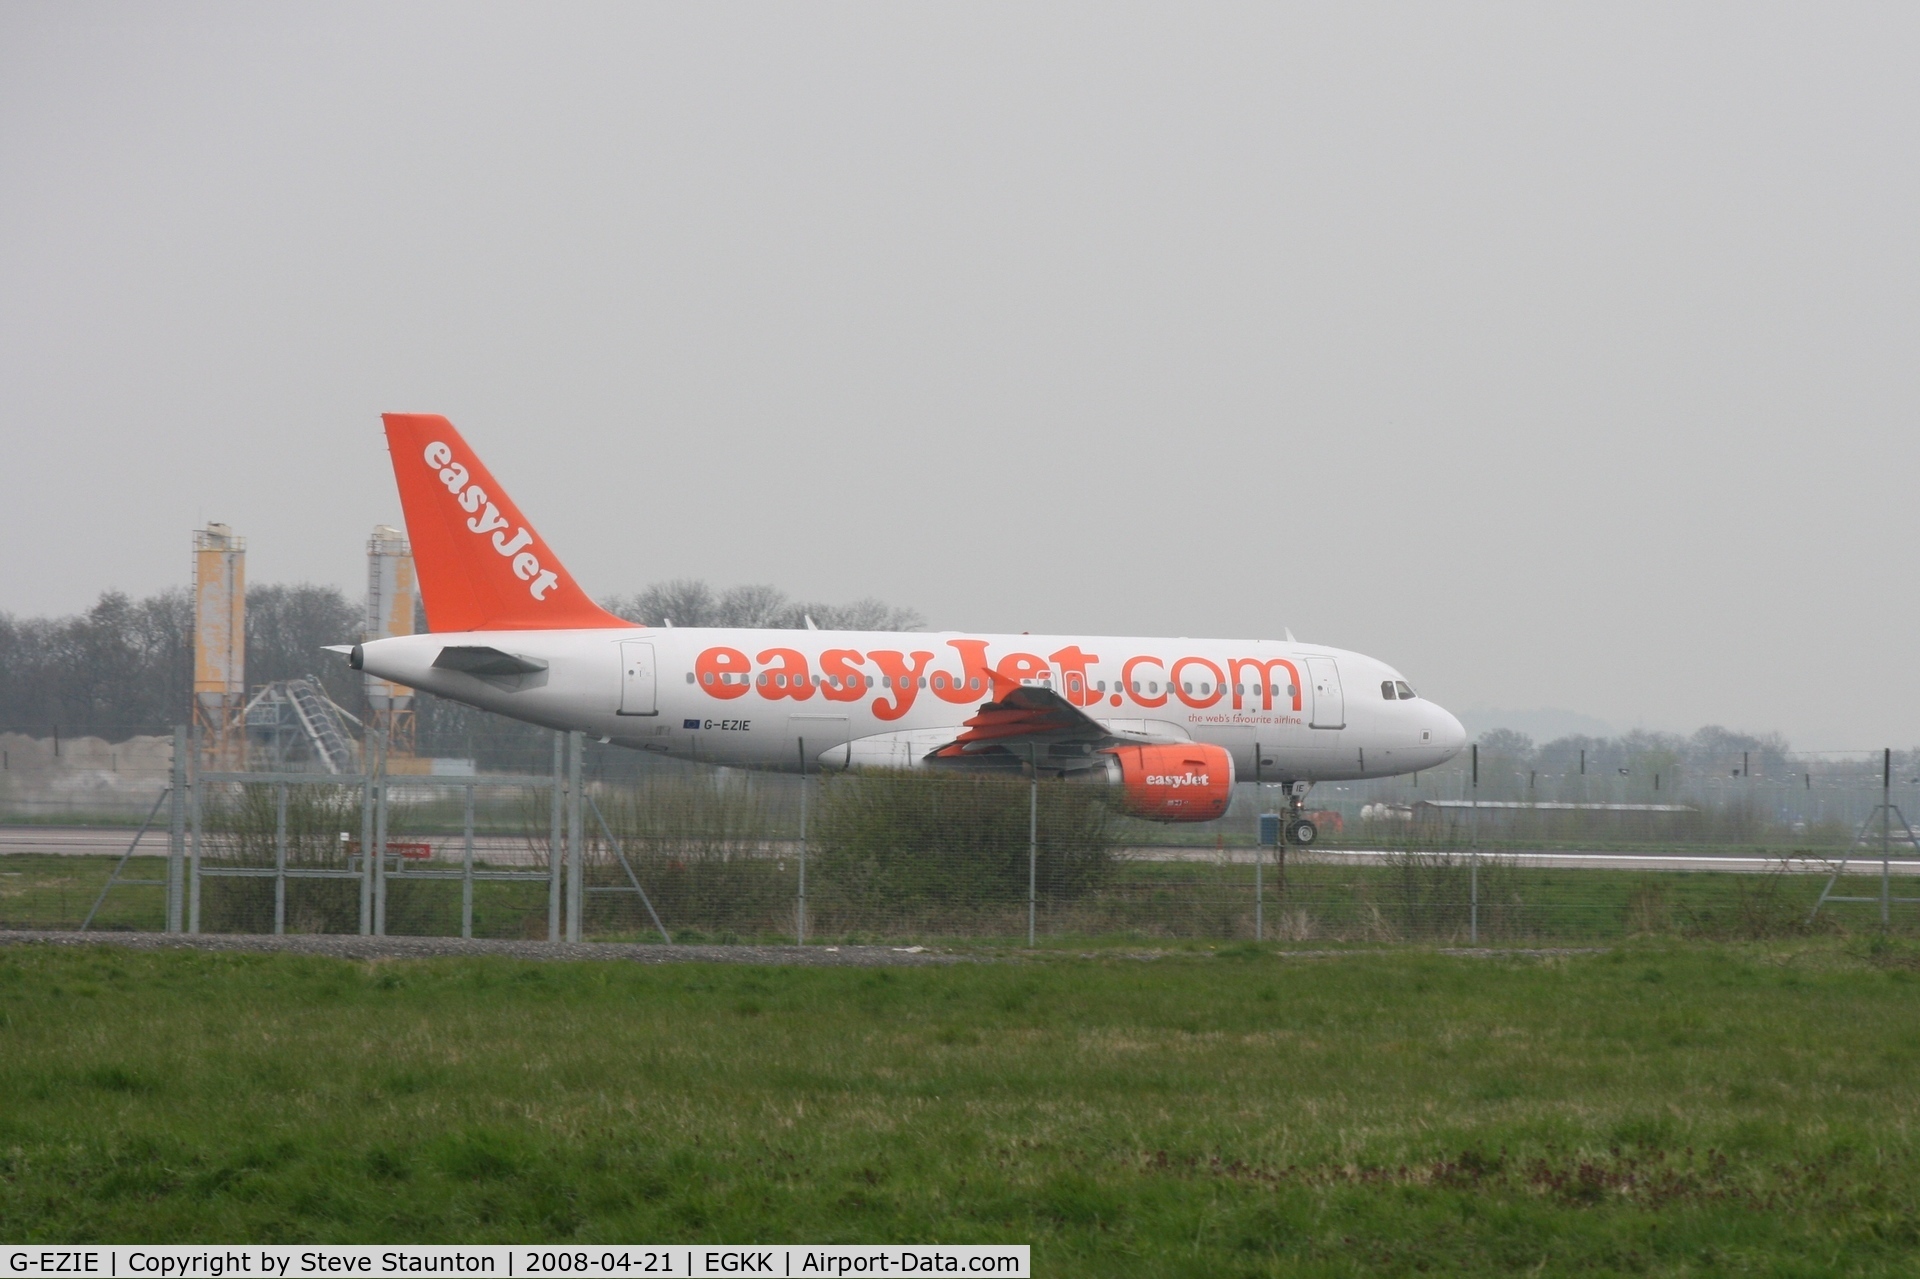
[{"left": 1288, "top": 818, "right": 1318, "bottom": 846}]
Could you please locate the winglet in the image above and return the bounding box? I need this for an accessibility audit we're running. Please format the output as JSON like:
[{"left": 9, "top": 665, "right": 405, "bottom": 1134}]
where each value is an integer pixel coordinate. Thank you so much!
[{"left": 382, "top": 414, "right": 629, "bottom": 633}]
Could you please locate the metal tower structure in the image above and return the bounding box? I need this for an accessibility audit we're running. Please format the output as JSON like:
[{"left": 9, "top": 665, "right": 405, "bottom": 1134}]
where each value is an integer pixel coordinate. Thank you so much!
[
  {"left": 1809, "top": 748, "right": 1920, "bottom": 929},
  {"left": 364, "top": 525, "right": 418, "bottom": 757},
  {"left": 242, "top": 677, "right": 363, "bottom": 773},
  {"left": 192, "top": 524, "right": 246, "bottom": 766}
]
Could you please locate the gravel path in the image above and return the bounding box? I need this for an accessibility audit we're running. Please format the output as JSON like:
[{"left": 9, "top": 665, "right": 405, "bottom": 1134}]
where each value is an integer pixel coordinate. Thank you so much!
[{"left": 0, "top": 930, "right": 968, "bottom": 966}]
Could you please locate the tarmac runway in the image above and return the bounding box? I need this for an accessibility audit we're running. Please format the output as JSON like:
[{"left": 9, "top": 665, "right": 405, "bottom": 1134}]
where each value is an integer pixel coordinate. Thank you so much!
[
  {"left": 1153, "top": 846, "right": 1920, "bottom": 874},
  {"left": 6, "top": 824, "right": 1917, "bottom": 875},
  {"left": 0, "top": 824, "right": 541, "bottom": 860}
]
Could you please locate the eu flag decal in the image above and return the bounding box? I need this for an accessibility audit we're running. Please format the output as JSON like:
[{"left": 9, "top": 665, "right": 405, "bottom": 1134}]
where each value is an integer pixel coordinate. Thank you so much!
[{"left": 683, "top": 719, "right": 701, "bottom": 730}]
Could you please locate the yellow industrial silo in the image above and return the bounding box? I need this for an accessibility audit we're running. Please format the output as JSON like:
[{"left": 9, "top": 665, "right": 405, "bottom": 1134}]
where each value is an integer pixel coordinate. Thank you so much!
[
  {"left": 192, "top": 524, "right": 245, "bottom": 764},
  {"left": 364, "top": 524, "right": 418, "bottom": 757}
]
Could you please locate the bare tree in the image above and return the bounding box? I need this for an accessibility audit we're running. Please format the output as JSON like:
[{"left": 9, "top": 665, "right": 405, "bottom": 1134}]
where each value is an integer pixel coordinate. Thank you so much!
[
  {"left": 0, "top": 589, "right": 193, "bottom": 738},
  {"left": 599, "top": 580, "right": 922, "bottom": 632},
  {"left": 603, "top": 579, "right": 717, "bottom": 627},
  {"left": 247, "top": 584, "right": 362, "bottom": 709},
  {"left": 715, "top": 584, "right": 791, "bottom": 629}
]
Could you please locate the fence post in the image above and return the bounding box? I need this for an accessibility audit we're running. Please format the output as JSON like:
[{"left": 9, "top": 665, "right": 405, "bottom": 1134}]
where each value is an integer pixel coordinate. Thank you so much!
[
  {"left": 1882, "top": 747, "right": 1892, "bottom": 931},
  {"left": 188, "top": 726, "right": 203, "bottom": 934},
  {"left": 566, "top": 730, "right": 584, "bottom": 943},
  {"left": 167, "top": 726, "right": 186, "bottom": 933},
  {"left": 461, "top": 780, "right": 475, "bottom": 941},
  {"left": 273, "top": 783, "right": 287, "bottom": 936},
  {"left": 796, "top": 737, "right": 807, "bottom": 946},
  {"left": 358, "top": 752, "right": 374, "bottom": 935},
  {"left": 1028, "top": 745, "right": 1038, "bottom": 948},
  {"left": 373, "top": 730, "right": 389, "bottom": 936},
  {"left": 1277, "top": 783, "right": 1288, "bottom": 907},
  {"left": 1469, "top": 853, "right": 1479, "bottom": 945},
  {"left": 1253, "top": 743, "right": 1262, "bottom": 943},
  {"left": 549, "top": 731, "right": 563, "bottom": 943},
  {"left": 1470, "top": 743, "right": 1479, "bottom": 945},
  {"left": 586, "top": 793, "right": 673, "bottom": 944}
]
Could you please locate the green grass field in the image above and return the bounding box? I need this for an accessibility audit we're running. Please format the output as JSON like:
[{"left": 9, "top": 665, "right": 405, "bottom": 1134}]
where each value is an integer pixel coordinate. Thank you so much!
[{"left": 3, "top": 939, "right": 1919, "bottom": 1274}]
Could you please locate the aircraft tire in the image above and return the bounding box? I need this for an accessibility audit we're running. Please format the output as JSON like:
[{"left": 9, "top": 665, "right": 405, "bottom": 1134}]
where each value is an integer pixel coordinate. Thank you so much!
[{"left": 1288, "top": 818, "right": 1318, "bottom": 846}]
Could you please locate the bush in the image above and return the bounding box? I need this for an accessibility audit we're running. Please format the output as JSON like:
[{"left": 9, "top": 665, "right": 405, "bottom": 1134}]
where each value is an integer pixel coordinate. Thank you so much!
[
  {"left": 592, "top": 774, "right": 793, "bottom": 939},
  {"left": 1679, "top": 867, "right": 1827, "bottom": 940},
  {"left": 812, "top": 770, "right": 1115, "bottom": 932},
  {"left": 197, "top": 783, "right": 365, "bottom": 933}
]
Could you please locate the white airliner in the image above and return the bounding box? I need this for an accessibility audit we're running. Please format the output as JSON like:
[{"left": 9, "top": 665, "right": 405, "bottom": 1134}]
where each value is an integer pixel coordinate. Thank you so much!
[{"left": 342, "top": 415, "right": 1466, "bottom": 841}]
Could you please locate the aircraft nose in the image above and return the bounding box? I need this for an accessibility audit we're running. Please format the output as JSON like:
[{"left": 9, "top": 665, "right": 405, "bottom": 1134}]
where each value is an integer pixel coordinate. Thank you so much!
[{"left": 1431, "top": 704, "right": 1467, "bottom": 762}]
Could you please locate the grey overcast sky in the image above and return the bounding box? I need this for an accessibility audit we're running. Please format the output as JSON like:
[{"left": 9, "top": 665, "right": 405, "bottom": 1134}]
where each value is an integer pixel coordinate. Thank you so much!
[{"left": 1, "top": 4, "right": 1915, "bottom": 750}]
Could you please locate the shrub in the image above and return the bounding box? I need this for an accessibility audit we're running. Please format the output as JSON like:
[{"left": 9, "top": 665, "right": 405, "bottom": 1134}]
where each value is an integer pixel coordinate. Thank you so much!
[
  {"left": 812, "top": 770, "right": 1115, "bottom": 931},
  {"left": 197, "top": 783, "right": 365, "bottom": 933},
  {"left": 592, "top": 774, "right": 793, "bottom": 938}
]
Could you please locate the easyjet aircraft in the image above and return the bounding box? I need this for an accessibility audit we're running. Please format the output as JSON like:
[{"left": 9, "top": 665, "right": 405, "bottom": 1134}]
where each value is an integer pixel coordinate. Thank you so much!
[{"left": 342, "top": 414, "right": 1466, "bottom": 842}]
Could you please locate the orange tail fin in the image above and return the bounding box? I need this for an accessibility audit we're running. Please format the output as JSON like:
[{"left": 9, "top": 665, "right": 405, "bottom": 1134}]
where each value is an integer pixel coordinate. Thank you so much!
[{"left": 382, "top": 413, "right": 629, "bottom": 633}]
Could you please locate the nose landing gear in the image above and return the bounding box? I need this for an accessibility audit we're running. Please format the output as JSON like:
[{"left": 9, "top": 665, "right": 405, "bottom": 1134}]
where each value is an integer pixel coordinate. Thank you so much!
[{"left": 1281, "top": 782, "right": 1317, "bottom": 846}]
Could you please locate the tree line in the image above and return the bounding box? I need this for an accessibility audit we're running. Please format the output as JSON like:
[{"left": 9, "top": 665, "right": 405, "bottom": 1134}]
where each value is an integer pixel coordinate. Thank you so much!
[
  {"left": 1472, "top": 724, "right": 1793, "bottom": 787},
  {"left": 600, "top": 580, "right": 922, "bottom": 632},
  {"left": 1454, "top": 725, "right": 1920, "bottom": 796},
  {"left": 0, "top": 580, "right": 923, "bottom": 745}
]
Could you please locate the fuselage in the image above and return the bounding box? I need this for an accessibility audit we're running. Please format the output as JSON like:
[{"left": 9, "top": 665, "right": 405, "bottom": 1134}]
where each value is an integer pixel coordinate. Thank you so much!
[{"left": 356, "top": 627, "right": 1467, "bottom": 785}]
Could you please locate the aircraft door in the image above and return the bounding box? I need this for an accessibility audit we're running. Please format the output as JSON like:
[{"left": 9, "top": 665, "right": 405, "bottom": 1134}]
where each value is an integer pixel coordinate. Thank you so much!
[
  {"left": 619, "top": 642, "right": 657, "bottom": 715},
  {"left": 1306, "top": 657, "right": 1344, "bottom": 729}
]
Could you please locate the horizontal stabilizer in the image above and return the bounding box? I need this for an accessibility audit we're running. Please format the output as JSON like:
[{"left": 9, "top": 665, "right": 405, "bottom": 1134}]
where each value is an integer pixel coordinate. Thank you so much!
[{"left": 431, "top": 645, "right": 550, "bottom": 677}]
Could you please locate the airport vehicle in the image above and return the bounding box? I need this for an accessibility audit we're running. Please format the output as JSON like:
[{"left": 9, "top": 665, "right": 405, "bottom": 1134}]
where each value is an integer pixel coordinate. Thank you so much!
[{"left": 341, "top": 415, "right": 1466, "bottom": 836}]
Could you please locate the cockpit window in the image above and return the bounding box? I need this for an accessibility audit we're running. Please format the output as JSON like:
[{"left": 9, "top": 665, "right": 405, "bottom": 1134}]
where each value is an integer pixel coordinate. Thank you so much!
[
  {"left": 1381, "top": 681, "right": 1396, "bottom": 700},
  {"left": 1395, "top": 681, "right": 1416, "bottom": 700}
]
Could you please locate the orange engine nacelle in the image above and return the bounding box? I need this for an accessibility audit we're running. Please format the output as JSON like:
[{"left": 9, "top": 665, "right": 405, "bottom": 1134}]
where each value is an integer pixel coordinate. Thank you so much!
[{"left": 1102, "top": 742, "right": 1236, "bottom": 822}]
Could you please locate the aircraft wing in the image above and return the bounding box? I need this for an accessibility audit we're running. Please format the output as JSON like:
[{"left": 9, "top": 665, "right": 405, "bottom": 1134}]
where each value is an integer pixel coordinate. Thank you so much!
[{"left": 924, "top": 684, "right": 1185, "bottom": 767}]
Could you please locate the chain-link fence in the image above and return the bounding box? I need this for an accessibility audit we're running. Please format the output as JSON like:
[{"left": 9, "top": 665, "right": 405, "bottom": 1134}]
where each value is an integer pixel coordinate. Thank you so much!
[
  {"left": 5, "top": 725, "right": 1919, "bottom": 943},
  {"left": 1322, "top": 749, "right": 1920, "bottom": 852}
]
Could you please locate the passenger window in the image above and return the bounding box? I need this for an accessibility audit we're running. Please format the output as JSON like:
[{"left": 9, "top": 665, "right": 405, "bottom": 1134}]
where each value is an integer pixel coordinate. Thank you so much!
[
  {"left": 1382, "top": 681, "right": 1396, "bottom": 700},
  {"left": 1396, "top": 681, "right": 1416, "bottom": 699}
]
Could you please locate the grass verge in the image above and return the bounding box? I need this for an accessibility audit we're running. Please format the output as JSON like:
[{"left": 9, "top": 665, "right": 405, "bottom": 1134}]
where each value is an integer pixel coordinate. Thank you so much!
[{"left": 2, "top": 940, "right": 1918, "bottom": 1273}]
